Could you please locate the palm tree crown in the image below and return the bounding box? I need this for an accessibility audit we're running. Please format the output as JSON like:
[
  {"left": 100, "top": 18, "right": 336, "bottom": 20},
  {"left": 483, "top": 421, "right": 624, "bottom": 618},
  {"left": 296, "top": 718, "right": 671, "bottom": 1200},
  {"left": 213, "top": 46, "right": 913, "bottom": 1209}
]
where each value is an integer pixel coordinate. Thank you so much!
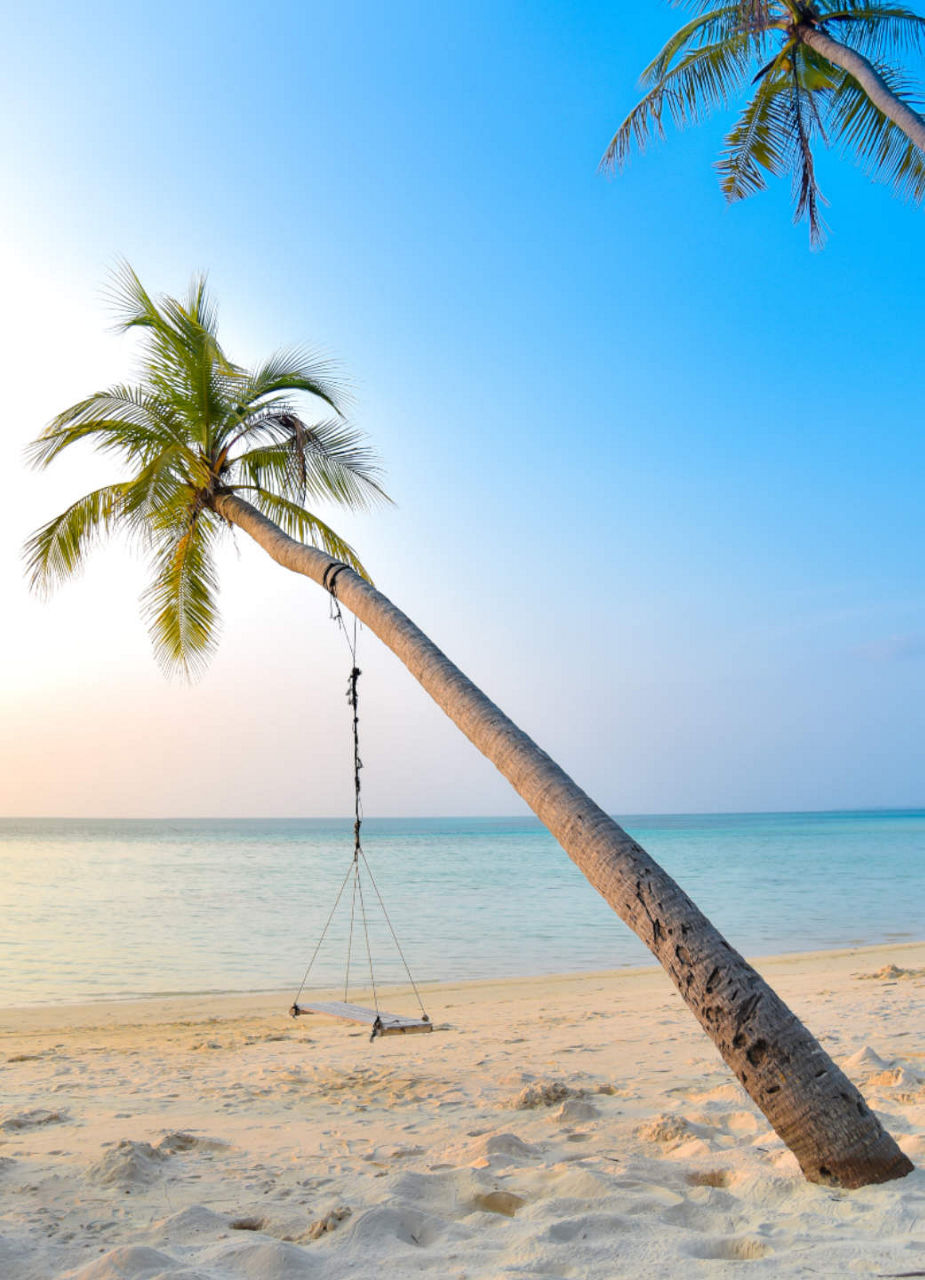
[
  {"left": 604, "top": 0, "right": 925, "bottom": 244},
  {"left": 25, "top": 266, "right": 388, "bottom": 676}
]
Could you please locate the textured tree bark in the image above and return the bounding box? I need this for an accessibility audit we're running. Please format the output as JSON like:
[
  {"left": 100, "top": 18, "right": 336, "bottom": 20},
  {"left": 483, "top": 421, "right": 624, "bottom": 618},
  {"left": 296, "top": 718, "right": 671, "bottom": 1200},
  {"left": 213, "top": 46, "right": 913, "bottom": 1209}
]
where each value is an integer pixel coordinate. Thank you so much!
[
  {"left": 798, "top": 24, "right": 925, "bottom": 152},
  {"left": 215, "top": 492, "right": 913, "bottom": 1189}
]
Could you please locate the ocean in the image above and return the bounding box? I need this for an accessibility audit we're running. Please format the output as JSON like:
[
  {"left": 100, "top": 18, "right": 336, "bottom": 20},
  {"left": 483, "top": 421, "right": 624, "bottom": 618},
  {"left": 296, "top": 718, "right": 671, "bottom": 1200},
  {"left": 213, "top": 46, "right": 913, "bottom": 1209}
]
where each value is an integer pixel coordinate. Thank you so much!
[{"left": 1, "top": 810, "right": 922, "bottom": 1007}]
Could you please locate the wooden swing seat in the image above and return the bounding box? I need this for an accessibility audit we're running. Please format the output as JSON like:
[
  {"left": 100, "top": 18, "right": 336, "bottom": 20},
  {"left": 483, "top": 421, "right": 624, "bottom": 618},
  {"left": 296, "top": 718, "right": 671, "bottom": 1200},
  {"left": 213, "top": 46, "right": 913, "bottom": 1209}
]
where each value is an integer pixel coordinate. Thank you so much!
[{"left": 291, "top": 1001, "right": 432, "bottom": 1038}]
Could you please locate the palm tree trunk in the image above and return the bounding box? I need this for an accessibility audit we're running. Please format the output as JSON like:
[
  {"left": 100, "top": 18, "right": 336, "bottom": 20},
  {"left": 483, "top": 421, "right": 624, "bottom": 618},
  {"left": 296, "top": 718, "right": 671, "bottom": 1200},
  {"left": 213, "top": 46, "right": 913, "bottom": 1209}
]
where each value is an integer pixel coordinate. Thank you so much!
[
  {"left": 215, "top": 491, "right": 912, "bottom": 1189},
  {"left": 797, "top": 23, "right": 925, "bottom": 151}
]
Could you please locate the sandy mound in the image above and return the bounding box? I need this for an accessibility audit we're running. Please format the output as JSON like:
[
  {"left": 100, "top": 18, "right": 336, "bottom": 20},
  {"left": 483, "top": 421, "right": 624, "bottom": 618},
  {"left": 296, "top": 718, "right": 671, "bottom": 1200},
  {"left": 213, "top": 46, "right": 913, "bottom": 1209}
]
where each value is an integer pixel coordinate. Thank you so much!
[
  {"left": 145, "top": 1205, "right": 231, "bottom": 1246},
  {"left": 88, "top": 1140, "right": 167, "bottom": 1188},
  {"left": 857, "top": 963, "right": 925, "bottom": 981},
  {"left": 554, "top": 1097, "right": 600, "bottom": 1124},
  {"left": 61, "top": 1244, "right": 180, "bottom": 1279},
  {"left": 636, "top": 1112, "right": 692, "bottom": 1146},
  {"left": 442, "top": 1130, "right": 541, "bottom": 1168},
  {"left": 841, "top": 1045, "right": 894, "bottom": 1075},
  {"left": 198, "top": 1239, "right": 318, "bottom": 1278},
  {"left": 510, "top": 1080, "right": 576, "bottom": 1109}
]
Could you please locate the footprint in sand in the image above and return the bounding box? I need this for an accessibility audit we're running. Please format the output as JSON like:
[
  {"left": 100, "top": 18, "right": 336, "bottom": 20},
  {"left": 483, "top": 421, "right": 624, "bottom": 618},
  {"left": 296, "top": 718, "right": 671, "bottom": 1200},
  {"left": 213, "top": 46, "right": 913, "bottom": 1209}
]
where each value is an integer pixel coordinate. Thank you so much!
[
  {"left": 546, "top": 1212, "right": 633, "bottom": 1243},
  {"left": 471, "top": 1189, "right": 526, "bottom": 1216},
  {"left": 686, "top": 1235, "right": 774, "bottom": 1261},
  {"left": 158, "top": 1131, "right": 230, "bottom": 1154},
  {"left": 1, "top": 1108, "right": 68, "bottom": 1131},
  {"left": 338, "top": 1202, "right": 448, "bottom": 1249},
  {"left": 686, "top": 1168, "right": 731, "bottom": 1188}
]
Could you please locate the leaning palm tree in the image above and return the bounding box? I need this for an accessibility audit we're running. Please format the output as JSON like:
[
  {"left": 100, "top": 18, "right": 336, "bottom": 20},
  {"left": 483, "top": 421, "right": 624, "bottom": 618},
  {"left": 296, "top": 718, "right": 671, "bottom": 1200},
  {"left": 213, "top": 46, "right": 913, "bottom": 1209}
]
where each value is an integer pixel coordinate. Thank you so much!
[
  {"left": 603, "top": 0, "right": 925, "bottom": 244},
  {"left": 25, "top": 268, "right": 912, "bottom": 1188}
]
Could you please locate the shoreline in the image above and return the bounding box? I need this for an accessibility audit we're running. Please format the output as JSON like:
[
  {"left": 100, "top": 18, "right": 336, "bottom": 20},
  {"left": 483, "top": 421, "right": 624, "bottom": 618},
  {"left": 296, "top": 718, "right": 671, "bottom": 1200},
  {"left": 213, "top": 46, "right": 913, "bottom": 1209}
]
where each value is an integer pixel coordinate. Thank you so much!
[{"left": 2, "top": 937, "right": 922, "bottom": 1031}]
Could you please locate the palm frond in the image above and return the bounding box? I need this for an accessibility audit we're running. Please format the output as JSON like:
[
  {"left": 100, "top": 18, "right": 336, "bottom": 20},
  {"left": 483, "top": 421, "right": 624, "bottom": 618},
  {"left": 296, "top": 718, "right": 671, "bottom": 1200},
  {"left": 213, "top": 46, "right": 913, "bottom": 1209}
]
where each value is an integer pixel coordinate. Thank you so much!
[
  {"left": 235, "top": 441, "right": 309, "bottom": 502},
  {"left": 26, "top": 386, "right": 185, "bottom": 469},
  {"left": 642, "top": 6, "right": 760, "bottom": 85},
  {"left": 720, "top": 45, "right": 832, "bottom": 242},
  {"left": 106, "top": 260, "right": 163, "bottom": 335},
  {"left": 241, "top": 347, "right": 347, "bottom": 415},
  {"left": 603, "top": 31, "right": 755, "bottom": 170},
  {"left": 668, "top": 0, "right": 773, "bottom": 14},
  {"left": 789, "top": 59, "right": 829, "bottom": 246},
  {"left": 821, "top": 3, "right": 925, "bottom": 59},
  {"left": 824, "top": 60, "right": 925, "bottom": 199},
  {"left": 120, "top": 446, "right": 200, "bottom": 534},
  {"left": 141, "top": 512, "right": 221, "bottom": 679},
  {"left": 719, "top": 63, "right": 794, "bottom": 198},
  {"left": 107, "top": 262, "right": 239, "bottom": 448},
  {"left": 231, "top": 416, "right": 389, "bottom": 511},
  {"left": 23, "top": 484, "right": 128, "bottom": 594},
  {"left": 217, "top": 398, "right": 301, "bottom": 451}
]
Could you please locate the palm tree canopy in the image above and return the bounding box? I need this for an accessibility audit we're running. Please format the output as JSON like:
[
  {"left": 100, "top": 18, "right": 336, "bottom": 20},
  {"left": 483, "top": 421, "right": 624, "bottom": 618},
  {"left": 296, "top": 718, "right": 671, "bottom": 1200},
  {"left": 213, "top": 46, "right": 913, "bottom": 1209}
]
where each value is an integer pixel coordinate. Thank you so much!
[
  {"left": 24, "top": 265, "right": 389, "bottom": 677},
  {"left": 603, "top": 0, "right": 925, "bottom": 244}
]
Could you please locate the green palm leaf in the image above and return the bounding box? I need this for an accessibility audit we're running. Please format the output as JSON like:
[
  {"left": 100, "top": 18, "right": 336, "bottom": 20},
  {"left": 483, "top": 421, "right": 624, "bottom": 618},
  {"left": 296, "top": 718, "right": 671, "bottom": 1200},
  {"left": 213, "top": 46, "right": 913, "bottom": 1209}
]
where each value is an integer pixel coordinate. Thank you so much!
[
  {"left": 789, "top": 58, "right": 829, "bottom": 246},
  {"left": 642, "top": 5, "right": 759, "bottom": 86},
  {"left": 122, "top": 446, "right": 200, "bottom": 532},
  {"left": 719, "top": 61, "right": 794, "bottom": 197},
  {"left": 141, "top": 509, "right": 221, "bottom": 678},
  {"left": 24, "top": 484, "right": 128, "bottom": 594},
  {"left": 603, "top": 31, "right": 756, "bottom": 169},
  {"left": 233, "top": 417, "right": 388, "bottom": 511},
  {"left": 241, "top": 348, "right": 347, "bottom": 416},
  {"left": 24, "top": 267, "right": 391, "bottom": 677},
  {"left": 823, "top": 4, "right": 925, "bottom": 59},
  {"left": 27, "top": 386, "right": 183, "bottom": 468},
  {"left": 825, "top": 60, "right": 925, "bottom": 198}
]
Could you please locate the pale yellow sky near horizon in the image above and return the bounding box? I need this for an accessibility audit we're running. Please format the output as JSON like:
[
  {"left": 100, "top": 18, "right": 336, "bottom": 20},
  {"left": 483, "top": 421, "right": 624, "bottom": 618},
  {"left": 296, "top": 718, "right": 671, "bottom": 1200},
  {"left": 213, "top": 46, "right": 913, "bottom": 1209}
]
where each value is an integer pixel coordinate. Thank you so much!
[{"left": 0, "top": 248, "right": 567, "bottom": 818}]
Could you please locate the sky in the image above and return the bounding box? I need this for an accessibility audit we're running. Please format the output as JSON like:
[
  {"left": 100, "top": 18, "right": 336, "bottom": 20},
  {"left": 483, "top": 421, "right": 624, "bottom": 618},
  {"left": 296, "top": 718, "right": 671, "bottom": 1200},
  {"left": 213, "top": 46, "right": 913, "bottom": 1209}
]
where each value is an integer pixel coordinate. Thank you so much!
[{"left": 0, "top": 1, "right": 922, "bottom": 819}]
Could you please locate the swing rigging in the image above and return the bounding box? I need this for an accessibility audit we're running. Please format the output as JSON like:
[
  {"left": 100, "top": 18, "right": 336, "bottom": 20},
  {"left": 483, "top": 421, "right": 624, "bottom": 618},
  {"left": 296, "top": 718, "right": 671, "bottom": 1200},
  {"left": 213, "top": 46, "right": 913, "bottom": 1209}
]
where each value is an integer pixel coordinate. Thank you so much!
[{"left": 289, "top": 574, "right": 432, "bottom": 1042}]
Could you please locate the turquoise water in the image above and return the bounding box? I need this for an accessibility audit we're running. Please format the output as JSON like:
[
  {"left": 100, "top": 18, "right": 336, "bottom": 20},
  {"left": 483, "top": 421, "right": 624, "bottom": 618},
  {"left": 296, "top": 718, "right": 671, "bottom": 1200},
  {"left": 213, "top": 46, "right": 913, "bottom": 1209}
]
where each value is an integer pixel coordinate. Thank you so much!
[{"left": 0, "top": 810, "right": 922, "bottom": 1006}]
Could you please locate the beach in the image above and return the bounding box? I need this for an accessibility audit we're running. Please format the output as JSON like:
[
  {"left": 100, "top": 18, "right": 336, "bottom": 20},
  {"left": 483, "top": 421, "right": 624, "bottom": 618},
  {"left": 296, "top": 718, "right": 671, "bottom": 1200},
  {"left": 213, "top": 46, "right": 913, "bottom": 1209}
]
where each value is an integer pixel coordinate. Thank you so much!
[{"left": 1, "top": 941, "right": 922, "bottom": 1279}]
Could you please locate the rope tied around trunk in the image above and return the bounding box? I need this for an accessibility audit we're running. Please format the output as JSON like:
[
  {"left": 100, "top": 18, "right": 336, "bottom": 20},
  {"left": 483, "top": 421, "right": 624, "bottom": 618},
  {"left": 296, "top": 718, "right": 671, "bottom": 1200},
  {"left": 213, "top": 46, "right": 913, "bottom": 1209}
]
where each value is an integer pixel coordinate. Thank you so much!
[{"left": 291, "top": 573, "right": 430, "bottom": 1030}]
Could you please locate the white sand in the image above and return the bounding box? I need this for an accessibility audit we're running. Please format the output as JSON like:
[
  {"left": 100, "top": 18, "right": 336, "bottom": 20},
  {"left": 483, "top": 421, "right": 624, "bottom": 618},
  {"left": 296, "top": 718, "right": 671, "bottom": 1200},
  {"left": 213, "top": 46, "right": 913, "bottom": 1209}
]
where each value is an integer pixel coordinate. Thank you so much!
[{"left": 0, "top": 942, "right": 922, "bottom": 1279}]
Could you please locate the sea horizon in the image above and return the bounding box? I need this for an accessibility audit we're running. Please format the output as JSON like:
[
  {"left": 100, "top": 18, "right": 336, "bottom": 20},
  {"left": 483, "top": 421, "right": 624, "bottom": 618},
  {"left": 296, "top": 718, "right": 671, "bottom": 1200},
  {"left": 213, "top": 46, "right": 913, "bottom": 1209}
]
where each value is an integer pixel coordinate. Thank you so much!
[
  {"left": 5, "top": 805, "right": 923, "bottom": 821},
  {"left": 3, "top": 808, "right": 923, "bottom": 1008}
]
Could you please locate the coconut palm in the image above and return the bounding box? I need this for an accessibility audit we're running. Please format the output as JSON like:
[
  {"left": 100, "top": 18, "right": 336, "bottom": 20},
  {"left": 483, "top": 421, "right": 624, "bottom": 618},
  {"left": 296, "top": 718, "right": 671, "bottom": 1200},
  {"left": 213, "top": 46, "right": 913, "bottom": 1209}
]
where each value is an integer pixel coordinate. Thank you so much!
[
  {"left": 603, "top": 0, "right": 925, "bottom": 244},
  {"left": 25, "top": 269, "right": 912, "bottom": 1188},
  {"left": 25, "top": 267, "right": 386, "bottom": 678}
]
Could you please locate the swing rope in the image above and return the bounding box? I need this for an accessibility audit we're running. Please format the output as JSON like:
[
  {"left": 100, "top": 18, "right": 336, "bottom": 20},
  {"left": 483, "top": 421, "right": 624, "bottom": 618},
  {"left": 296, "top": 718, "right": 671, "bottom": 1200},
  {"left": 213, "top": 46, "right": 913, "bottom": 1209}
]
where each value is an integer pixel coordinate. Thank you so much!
[
  {"left": 292, "top": 859, "right": 354, "bottom": 1007},
  {"left": 290, "top": 578, "right": 429, "bottom": 1026}
]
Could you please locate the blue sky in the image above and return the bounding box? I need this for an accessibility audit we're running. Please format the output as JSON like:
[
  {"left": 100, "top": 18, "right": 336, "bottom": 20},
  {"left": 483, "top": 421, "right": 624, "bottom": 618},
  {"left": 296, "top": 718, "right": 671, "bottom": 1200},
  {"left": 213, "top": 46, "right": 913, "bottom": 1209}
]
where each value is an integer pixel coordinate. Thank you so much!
[{"left": 1, "top": 2, "right": 922, "bottom": 817}]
